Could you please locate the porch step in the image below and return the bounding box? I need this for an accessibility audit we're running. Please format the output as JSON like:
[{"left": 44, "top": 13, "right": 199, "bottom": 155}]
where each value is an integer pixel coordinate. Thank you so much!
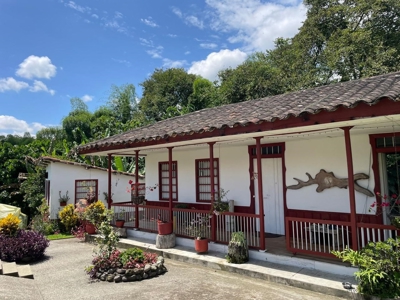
[
  {"left": 0, "top": 260, "right": 34, "bottom": 279},
  {"left": 2, "top": 262, "right": 18, "bottom": 277}
]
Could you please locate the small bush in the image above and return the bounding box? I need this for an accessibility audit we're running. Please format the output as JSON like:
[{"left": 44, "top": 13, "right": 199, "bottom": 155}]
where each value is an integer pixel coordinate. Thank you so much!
[
  {"left": 0, "top": 213, "right": 21, "bottom": 236},
  {"left": 119, "top": 247, "right": 158, "bottom": 269},
  {"left": 59, "top": 204, "right": 78, "bottom": 232},
  {"left": 84, "top": 201, "right": 106, "bottom": 226},
  {"left": 333, "top": 238, "right": 400, "bottom": 299},
  {"left": 0, "top": 230, "right": 49, "bottom": 262},
  {"left": 119, "top": 247, "right": 144, "bottom": 266}
]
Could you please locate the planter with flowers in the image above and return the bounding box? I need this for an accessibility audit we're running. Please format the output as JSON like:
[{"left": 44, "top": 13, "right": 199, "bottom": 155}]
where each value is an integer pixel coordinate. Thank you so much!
[
  {"left": 83, "top": 201, "right": 107, "bottom": 234},
  {"left": 115, "top": 209, "right": 126, "bottom": 228},
  {"left": 369, "top": 192, "right": 400, "bottom": 229},
  {"left": 211, "top": 188, "right": 231, "bottom": 215},
  {"left": 127, "top": 181, "right": 158, "bottom": 205},
  {"left": 187, "top": 213, "right": 212, "bottom": 253},
  {"left": 59, "top": 191, "right": 70, "bottom": 207}
]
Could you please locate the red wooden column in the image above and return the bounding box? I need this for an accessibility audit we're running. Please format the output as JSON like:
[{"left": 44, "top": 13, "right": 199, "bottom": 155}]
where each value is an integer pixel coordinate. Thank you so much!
[
  {"left": 209, "top": 142, "right": 216, "bottom": 242},
  {"left": 255, "top": 137, "right": 266, "bottom": 250},
  {"left": 342, "top": 127, "right": 358, "bottom": 251},
  {"left": 107, "top": 153, "right": 112, "bottom": 209},
  {"left": 168, "top": 147, "right": 173, "bottom": 223},
  {"left": 134, "top": 150, "right": 140, "bottom": 229}
]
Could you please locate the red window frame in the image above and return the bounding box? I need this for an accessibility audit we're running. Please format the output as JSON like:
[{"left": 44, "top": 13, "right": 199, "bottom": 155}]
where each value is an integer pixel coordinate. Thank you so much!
[
  {"left": 75, "top": 179, "right": 98, "bottom": 203},
  {"left": 195, "top": 158, "right": 219, "bottom": 202},
  {"left": 158, "top": 161, "right": 178, "bottom": 201}
]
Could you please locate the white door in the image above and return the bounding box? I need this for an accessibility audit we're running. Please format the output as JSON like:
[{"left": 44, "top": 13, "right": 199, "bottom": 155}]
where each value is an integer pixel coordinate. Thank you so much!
[{"left": 254, "top": 158, "right": 285, "bottom": 235}]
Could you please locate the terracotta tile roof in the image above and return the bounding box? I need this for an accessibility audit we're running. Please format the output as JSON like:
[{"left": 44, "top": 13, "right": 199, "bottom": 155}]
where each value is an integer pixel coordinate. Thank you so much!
[
  {"left": 38, "top": 156, "right": 144, "bottom": 178},
  {"left": 78, "top": 72, "right": 400, "bottom": 153}
]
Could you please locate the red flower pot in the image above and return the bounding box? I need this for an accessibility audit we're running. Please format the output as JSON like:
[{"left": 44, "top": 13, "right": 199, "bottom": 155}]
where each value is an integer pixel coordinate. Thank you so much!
[
  {"left": 157, "top": 222, "right": 173, "bottom": 235},
  {"left": 194, "top": 238, "right": 208, "bottom": 253},
  {"left": 115, "top": 220, "right": 125, "bottom": 228},
  {"left": 85, "top": 223, "right": 96, "bottom": 234},
  {"left": 60, "top": 201, "right": 67, "bottom": 207}
]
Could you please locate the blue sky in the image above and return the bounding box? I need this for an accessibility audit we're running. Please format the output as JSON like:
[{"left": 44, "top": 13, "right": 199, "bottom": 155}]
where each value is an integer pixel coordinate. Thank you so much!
[{"left": 0, "top": 0, "right": 306, "bottom": 136}]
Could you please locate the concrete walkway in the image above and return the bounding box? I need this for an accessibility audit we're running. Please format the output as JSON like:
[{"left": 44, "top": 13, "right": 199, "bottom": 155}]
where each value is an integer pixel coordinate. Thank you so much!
[{"left": 89, "top": 234, "right": 360, "bottom": 300}]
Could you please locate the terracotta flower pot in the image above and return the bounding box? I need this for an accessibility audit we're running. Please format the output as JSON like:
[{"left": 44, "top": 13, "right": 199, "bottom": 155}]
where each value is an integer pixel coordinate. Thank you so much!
[
  {"left": 115, "top": 220, "right": 125, "bottom": 228},
  {"left": 158, "top": 222, "right": 173, "bottom": 235},
  {"left": 85, "top": 223, "right": 96, "bottom": 234},
  {"left": 194, "top": 238, "right": 208, "bottom": 254}
]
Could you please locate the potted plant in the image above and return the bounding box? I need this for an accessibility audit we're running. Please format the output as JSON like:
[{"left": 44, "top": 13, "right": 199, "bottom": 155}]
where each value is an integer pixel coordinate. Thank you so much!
[
  {"left": 83, "top": 201, "right": 106, "bottom": 234},
  {"left": 127, "top": 181, "right": 158, "bottom": 205},
  {"left": 157, "top": 214, "right": 173, "bottom": 235},
  {"left": 115, "top": 209, "right": 126, "bottom": 228},
  {"left": 187, "top": 213, "right": 211, "bottom": 253},
  {"left": 59, "top": 191, "right": 70, "bottom": 207},
  {"left": 211, "top": 188, "right": 230, "bottom": 215}
]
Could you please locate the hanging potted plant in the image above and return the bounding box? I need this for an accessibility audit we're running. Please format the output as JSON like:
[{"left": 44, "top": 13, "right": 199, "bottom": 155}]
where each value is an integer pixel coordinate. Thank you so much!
[
  {"left": 157, "top": 214, "right": 173, "bottom": 235},
  {"left": 59, "top": 191, "right": 69, "bottom": 207},
  {"left": 187, "top": 213, "right": 211, "bottom": 253},
  {"left": 127, "top": 181, "right": 158, "bottom": 204}
]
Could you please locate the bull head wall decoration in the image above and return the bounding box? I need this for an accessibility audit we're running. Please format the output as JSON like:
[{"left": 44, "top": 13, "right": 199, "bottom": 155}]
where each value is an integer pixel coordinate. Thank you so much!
[{"left": 287, "top": 169, "right": 374, "bottom": 197}]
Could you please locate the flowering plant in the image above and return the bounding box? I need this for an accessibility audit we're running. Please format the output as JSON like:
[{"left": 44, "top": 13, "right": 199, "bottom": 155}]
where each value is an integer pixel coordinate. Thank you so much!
[
  {"left": 187, "top": 213, "right": 212, "bottom": 240},
  {"left": 126, "top": 180, "right": 158, "bottom": 194},
  {"left": 211, "top": 188, "right": 230, "bottom": 215},
  {"left": 369, "top": 192, "right": 400, "bottom": 228}
]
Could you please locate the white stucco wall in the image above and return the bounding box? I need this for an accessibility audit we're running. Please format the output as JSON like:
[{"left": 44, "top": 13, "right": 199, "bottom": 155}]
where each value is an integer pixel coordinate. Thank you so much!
[
  {"left": 145, "top": 132, "right": 375, "bottom": 215},
  {"left": 285, "top": 133, "right": 375, "bottom": 214},
  {"left": 145, "top": 144, "right": 251, "bottom": 206},
  {"left": 47, "top": 163, "right": 144, "bottom": 219}
]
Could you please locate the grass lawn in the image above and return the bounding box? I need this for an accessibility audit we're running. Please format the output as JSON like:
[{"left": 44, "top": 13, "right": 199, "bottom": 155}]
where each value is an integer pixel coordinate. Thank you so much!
[{"left": 46, "top": 233, "right": 74, "bottom": 240}]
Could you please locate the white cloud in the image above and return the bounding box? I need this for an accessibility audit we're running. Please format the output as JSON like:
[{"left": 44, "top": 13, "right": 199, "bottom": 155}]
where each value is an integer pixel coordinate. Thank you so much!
[
  {"left": 115, "top": 11, "right": 123, "bottom": 19},
  {"left": 172, "top": 7, "right": 182, "bottom": 18},
  {"left": 16, "top": 55, "right": 57, "bottom": 79},
  {"left": 184, "top": 51, "right": 191, "bottom": 55},
  {"left": 206, "top": 0, "right": 306, "bottom": 51},
  {"left": 29, "top": 80, "right": 55, "bottom": 95},
  {"left": 185, "top": 16, "right": 204, "bottom": 29},
  {"left": 112, "top": 58, "right": 131, "bottom": 66},
  {"left": 188, "top": 49, "right": 247, "bottom": 81},
  {"left": 141, "top": 18, "right": 158, "bottom": 27},
  {"left": 84, "top": 19, "right": 91, "bottom": 23},
  {"left": 65, "top": 1, "right": 88, "bottom": 13},
  {"left": 162, "top": 59, "right": 187, "bottom": 68},
  {"left": 92, "top": 14, "right": 99, "bottom": 19},
  {"left": 81, "top": 94, "right": 93, "bottom": 102},
  {"left": 0, "top": 115, "right": 46, "bottom": 136},
  {"left": 147, "top": 46, "right": 164, "bottom": 59},
  {"left": 168, "top": 34, "right": 177, "bottom": 38},
  {"left": 200, "top": 43, "right": 218, "bottom": 49},
  {"left": 0, "top": 77, "right": 29, "bottom": 92}
]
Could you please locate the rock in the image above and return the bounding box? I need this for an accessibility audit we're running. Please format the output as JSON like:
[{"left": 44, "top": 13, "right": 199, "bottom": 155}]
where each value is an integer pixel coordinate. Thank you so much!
[
  {"left": 100, "top": 274, "right": 106, "bottom": 281},
  {"left": 156, "top": 234, "right": 176, "bottom": 249},
  {"left": 149, "top": 271, "right": 157, "bottom": 277},
  {"left": 143, "top": 273, "right": 149, "bottom": 279},
  {"left": 133, "top": 268, "right": 142, "bottom": 275},
  {"left": 117, "top": 262, "right": 123, "bottom": 268},
  {"left": 226, "top": 235, "right": 249, "bottom": 264},
  {"left": 157, "top": 256, "right": 164, "bottom": 264},
  {"left": 156, "top": 268, "right": 161, "bottom": 275},
  {"left": 96, "top": 272, "right": 102, "bottom": 279},
  {"left": 160, "top": 266, "right": 168, "bottom": 273},
  {"left": 136, "top": 275, "right": 142, "bottom": 281},
  {"left": 114, "top": 275, "right": 122, "bottom": 283},
  {"left": 122, "top": 276, "right": 128, "bottom": 282},
  {"left": 125, "top": 269, "right": 134, "bottom": 276},
  {"left": 116, "top": 268, "right": 125, "bottom": 274},
  {"left": 108, "top": 268, "right": 115, "bottom": 274},
  {"left": 129, "top": 275, "right": 137, "bottom": 282},
  {"left": 106, "top": 274, "right": 115, "bottom": 282},
  {"left": 150, "top": 265, "right": 157, "bottom": 271},
  {"left": 144, "top": 264, "right": 151, "bottom": 273}
]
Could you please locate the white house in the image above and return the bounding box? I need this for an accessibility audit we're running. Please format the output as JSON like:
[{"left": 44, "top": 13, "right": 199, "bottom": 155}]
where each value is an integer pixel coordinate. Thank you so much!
[
  {"left": 75, "top": 72, "right": 400, "bottom": 258},
  {"left": 39, "top": 157, "right": 144, "bottom": 219}
]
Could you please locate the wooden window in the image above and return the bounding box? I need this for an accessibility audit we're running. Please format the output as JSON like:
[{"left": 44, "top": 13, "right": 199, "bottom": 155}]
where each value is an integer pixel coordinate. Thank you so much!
[
  {"left": 158, "top": 162, "right": 178, "bottom": 201},
  {"left": 196, "top": 158, "right": 219, "bottom": 202},
  {"left": 45, "top": 180, "right": 50, "bottom": 205},
  {"left": 75, "top": 179, "right": 98, "bottom": 203},
  {"left": 250, "top": 144, "right": 282, "bottom": 157}
]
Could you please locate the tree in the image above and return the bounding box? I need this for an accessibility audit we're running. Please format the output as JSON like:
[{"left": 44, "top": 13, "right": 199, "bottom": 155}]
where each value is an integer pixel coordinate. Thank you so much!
[
  {"left": 139, "top": 68, "right": 197, "bottom": 121},
  {"left": 62, "top": 98, "right": 93, "bottom": 144},
  {"left": 108, "top": 84, "right": 137, "bottom": 124},
  {"left": 188, "top": 78, "right": 221, "bottom": 110}
]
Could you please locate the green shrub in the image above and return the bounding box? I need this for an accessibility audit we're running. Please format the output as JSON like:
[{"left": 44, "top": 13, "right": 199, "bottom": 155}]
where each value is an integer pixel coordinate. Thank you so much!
[
  {"left": 333, "top": 238, "right": 400, "bottom": 299},
  {"left": 0, "top": 213, "right": 21, "bottom": 236},
  {"left": 119, "top": 248, "right": 144, "bottom": 266},
  {"left": 59, "top": 204, "right": 78, "bottom": 232}
]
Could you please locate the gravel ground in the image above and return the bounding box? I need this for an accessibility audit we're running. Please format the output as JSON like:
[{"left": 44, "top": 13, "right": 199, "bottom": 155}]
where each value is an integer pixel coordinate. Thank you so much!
[{"left": 0, "top": 239, "right": 348, "bottom": 300}]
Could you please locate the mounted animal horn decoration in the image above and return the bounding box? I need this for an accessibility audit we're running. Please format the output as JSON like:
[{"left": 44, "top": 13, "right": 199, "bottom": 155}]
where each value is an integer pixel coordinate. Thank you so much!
[{"left": 287, "top": 169, "right": 374, "bottom": 197}]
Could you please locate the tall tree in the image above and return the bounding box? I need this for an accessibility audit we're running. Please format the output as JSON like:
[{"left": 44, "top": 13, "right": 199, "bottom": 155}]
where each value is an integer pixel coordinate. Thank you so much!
[
  {"left": 139, "top": 68, "right": 197, "bottom": 121},
  {"left": 108, "top": 84, "right": 137, "bottom": 124}
]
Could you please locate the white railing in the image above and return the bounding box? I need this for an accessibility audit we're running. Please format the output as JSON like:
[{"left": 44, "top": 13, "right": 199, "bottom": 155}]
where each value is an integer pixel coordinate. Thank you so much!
[
  {"left": 357, "top": 223, "right": 399, "bottom": 248},
  {"left": 215, "top": 213, "right": 260, "bottom": 248},
  {"left": 138, "top": 205, "right": 170, "bottom": 232},
  {"left": 173, "top": 209, "right": 211, "bottom": 239},
  {"left": 111, "top": 203, "right": 136, "bottom": 227},
  {"left": 286, "top": 217, "right": 352, "bottom": 256}
]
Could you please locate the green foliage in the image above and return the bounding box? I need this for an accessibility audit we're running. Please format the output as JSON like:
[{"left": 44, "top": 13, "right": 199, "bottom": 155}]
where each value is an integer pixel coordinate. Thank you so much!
[
  {"left": 333, "top": 238, "right": 400, "bottom": 298},
  {"left": 59, "top": 204, "right": 79, "bottom": 233},
  {"left": 19, "top": 167, "right": 46, "bottom": 217},
  {"left": 83, "top": 201, "right": 106, "bottom": 226},
  {"left": 226, "top": 231, "right": 249, "bottom": 264},
  {"left": 119, "top": 247, "right": 144, "bottom": 266},
  {"left": 30, "top": 198, "right": 60, "bottom": 235},
  {"left": 94, "top": 209, "right": 120, "bottom": 255},
  {"left": 0, "top": 213, "right": 21, "bottom": 236}
]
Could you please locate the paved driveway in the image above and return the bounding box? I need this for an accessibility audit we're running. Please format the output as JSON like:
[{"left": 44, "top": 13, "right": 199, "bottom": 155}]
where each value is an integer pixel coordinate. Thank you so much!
[{"left": 0, "top": 239, "right": 346, "bottom": 300}]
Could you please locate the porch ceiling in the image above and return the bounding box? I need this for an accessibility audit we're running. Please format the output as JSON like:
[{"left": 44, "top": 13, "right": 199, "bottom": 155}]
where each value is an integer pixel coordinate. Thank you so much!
[{"left": 90, "top": 114, "right": 400, "bottom": 156}]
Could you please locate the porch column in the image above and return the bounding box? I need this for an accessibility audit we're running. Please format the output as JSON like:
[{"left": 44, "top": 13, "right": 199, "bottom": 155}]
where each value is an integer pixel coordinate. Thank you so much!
[
  {"left": 209, "top": 142, "right": 216, "bottom": 242},
  {"left": 135, "top": 150, "right": 139, "bottom": 229},
  {"left": 168, "top": 147, "right": 173, "bottom": 223},
  {"left": 342, "top": 127, "right": 358, "bottom": 251},
  {"left": 255, "top": 137, "right": 266, "bottom": 251},
  {"left": 107, "top": 153, "right": 112, "bottom": 209}
]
